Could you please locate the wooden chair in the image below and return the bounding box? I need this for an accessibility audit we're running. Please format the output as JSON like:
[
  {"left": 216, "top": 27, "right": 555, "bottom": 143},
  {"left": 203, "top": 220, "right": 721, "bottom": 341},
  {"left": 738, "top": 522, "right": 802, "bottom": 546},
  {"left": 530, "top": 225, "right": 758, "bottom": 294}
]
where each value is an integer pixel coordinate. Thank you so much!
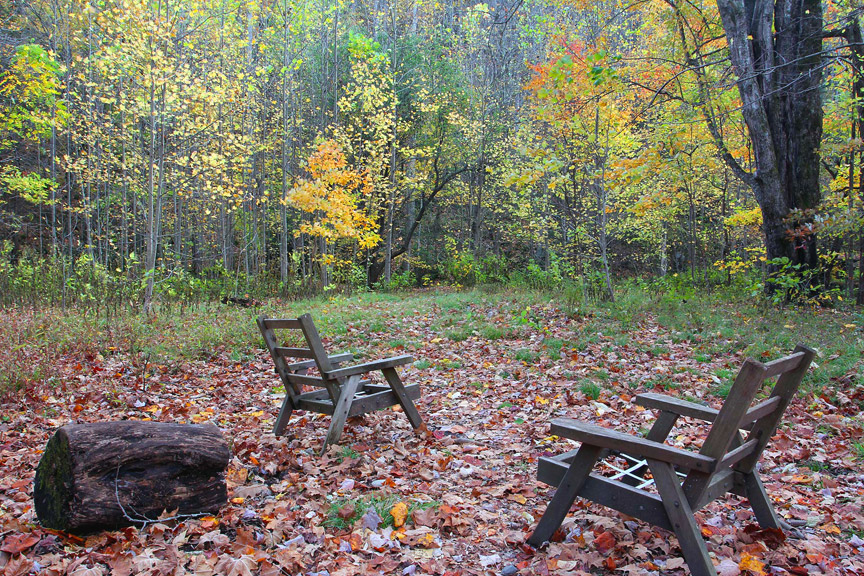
[
  {"left": 257, "top": 314, "right": 423, "bottom": 454},
  {"left": 528, "top": 345, "right": 814, "bottom": 576}
]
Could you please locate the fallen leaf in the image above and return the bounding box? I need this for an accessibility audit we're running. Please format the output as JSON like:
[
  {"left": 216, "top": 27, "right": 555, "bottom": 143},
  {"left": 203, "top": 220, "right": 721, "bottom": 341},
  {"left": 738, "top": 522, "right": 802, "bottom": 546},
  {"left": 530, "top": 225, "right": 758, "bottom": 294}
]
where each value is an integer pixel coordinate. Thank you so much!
[
  {"left": 0, "top": 533, "right": 41, "bottom": 555},
  {"left": 738, "top": 552, "right": 766, "bottom": 575},
  {"left": 390, "top": 501, "right": 408, "bottom": 528}
]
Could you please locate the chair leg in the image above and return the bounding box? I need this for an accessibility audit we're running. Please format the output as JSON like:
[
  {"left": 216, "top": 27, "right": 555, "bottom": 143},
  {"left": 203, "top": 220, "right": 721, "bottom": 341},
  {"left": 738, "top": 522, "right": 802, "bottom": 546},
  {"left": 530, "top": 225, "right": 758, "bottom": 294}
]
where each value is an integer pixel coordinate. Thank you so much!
[
  {"left": 322, "top": 375, "right": 361, "bottom": 455},
  {"left": 649, "top": 459, "right": 717, "bottom": 576},
  {"left": 273, "top": 397, "right": 294, "bottom": 436},
  {"left": 528, "top": 444, "right": 602, "bottom": 547},
  {"left": 382, "top": 367, "right": 423, "bottom": 429},
  {"left": 742, "top": 470, "right": 782, "bottom": 529}
]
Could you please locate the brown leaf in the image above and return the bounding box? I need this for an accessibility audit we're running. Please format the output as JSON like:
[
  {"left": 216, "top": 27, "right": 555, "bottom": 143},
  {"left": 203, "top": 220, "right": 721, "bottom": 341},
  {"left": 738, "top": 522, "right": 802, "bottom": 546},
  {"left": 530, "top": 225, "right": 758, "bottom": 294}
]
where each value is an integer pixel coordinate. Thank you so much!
[
  {"left": 411, "top": 507, "right": 438, "bottom": 527},
  {"left": 2, "top": 555, "right": 34, "bottom": 576},
  {"left": 337, "top": 503, "right": 355, "bottom": 520},
  {"left": 214, "top": 554, "right": 256, "bottom": 576}
]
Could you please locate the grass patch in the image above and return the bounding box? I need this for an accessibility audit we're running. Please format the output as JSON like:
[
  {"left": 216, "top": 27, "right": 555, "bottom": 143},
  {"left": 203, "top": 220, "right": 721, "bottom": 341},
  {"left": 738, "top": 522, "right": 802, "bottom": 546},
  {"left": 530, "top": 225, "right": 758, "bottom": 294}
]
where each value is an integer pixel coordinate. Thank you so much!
[
  {"left": 542, "top": 338, "right": 564, "bottom": 356},
  {"left": 323, "top": 492, "right": 438, "bottom": 531},
  {"left": 646, "top": 375, "right": 679, "bottom": 391},
  {"left": 514, "top": 348, "right": 539, "bottom": 363},
  {"left": 446, "top": 328, "right": 472, "bottom": 342},
  {"left": 481, "top": 325, "right": 505, "bottom": 340},
  {"left": 1, "top": 283, "right": 861, "bottom": 402},
  {"left": 336, "top": 446, "right": 360, "bottom": 463},
  {"left": 711, "top": 368, "right": 735, "bottom": 398},
  {"left": 579, "top": 381, "right": 602, "bottom": 400}
]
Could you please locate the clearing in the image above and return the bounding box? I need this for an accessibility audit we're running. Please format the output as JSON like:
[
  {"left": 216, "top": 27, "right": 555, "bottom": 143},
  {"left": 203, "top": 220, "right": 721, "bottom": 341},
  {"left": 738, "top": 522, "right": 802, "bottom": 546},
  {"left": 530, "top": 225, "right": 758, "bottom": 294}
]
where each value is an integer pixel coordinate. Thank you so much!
[{"left": 1, "top": 288, "right": 862, "bottom": 575}]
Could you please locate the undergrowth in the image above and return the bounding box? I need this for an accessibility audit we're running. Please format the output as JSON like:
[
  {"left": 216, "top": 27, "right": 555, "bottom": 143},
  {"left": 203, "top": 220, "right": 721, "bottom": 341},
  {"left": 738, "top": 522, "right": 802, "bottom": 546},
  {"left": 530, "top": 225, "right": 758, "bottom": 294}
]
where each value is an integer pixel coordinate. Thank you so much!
[{"left": 1, "top": 283, "right": 861, "bottom": 398}]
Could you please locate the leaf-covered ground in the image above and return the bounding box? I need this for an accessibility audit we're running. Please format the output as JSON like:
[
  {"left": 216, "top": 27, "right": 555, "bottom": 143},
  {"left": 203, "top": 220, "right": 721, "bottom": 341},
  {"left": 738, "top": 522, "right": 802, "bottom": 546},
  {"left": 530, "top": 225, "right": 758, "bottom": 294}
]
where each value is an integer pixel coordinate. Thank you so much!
[{"left": 1, "top": 292, "right": 863, "bottom": 575}]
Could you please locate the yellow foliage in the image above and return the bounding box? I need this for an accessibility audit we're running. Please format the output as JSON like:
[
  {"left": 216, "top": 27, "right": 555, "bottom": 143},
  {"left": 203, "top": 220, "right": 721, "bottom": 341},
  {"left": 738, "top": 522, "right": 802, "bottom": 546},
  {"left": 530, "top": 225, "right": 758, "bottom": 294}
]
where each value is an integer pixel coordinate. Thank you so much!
[
  {"left": 288, "top": 140, "right": 381, "bottom": 249},
  {"left": 725, "top": 207, "right": 762, "bottom": 228}
]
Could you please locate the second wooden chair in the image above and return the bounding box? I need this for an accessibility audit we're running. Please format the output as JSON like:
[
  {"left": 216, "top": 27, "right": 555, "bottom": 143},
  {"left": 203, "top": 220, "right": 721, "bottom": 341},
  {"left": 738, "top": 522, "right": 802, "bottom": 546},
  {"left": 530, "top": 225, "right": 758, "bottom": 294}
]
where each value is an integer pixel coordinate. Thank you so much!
[
  {"left": 529, "top": 345, "right": 814, "bottom": 576},
  {"left": 257, "top": 314, "right": 423, "bottom": 454}
]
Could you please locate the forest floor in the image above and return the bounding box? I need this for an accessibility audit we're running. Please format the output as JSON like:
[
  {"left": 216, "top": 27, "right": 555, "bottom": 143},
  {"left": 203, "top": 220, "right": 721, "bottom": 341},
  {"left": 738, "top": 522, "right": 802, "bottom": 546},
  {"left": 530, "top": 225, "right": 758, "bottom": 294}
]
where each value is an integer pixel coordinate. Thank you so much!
[{"left": 1, "top": 288, "right": 863, "bottom": 576}]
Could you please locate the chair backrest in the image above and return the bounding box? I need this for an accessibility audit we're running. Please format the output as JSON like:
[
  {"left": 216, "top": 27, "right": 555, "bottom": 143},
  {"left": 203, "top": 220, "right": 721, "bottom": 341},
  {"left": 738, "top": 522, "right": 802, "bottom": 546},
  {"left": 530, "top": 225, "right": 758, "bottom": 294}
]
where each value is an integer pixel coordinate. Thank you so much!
[
  {"left": 683, "top": 344, "right": 815, "bottom": 502},
  {"left": 257, "top": 314, "right": 334, "bottom": 401}
]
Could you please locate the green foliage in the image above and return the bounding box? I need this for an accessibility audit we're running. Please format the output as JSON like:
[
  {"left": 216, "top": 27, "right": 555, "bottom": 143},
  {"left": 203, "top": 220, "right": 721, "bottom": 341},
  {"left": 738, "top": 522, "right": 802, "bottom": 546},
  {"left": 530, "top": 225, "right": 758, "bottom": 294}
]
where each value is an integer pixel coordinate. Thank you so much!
[
  {"left": 374, "top": 269, "right": 415, "bottom": 292},
  {"left": 1, "top": 167, "right": 55, "bottom": 204},
  {"left": 763, "top": 256, "right": 844, "bottom": 307},
  {"left": 513, "top": 257, "right": 565, "bottom": 291}
]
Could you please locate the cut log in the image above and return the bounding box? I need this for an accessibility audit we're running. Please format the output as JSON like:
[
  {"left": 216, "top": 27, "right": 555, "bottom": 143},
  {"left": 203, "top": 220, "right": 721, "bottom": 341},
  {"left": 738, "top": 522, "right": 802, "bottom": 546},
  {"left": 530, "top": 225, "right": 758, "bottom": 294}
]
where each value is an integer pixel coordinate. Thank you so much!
[{"left": 34, "top": 421, "right": 230, "bottom": 534}]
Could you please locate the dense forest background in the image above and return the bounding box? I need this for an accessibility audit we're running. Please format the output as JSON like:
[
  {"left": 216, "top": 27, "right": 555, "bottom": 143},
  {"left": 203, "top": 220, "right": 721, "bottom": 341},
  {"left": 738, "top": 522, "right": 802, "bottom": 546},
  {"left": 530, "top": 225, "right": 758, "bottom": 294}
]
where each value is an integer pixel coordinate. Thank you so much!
[{"left": 1, "top": 0, "right": 863, "bottom": 311}]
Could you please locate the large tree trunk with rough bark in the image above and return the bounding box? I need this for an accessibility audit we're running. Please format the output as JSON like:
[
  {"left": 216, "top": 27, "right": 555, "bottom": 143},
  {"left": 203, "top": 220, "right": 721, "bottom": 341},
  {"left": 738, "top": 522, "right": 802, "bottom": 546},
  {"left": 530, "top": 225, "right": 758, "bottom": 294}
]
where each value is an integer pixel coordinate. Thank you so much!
[
  {"left": 34, "top": 422, "right": 230, "bottom": 534},
  {"left": 715, "top": 0, "right": 823, "bottom": 281}
]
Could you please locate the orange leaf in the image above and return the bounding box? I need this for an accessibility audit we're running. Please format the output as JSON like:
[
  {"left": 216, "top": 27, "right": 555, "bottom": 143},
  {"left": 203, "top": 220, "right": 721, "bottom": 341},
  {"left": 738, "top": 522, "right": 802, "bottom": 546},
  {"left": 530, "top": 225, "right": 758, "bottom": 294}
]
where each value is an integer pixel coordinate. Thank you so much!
[
  {"left": 739, "top": 552, "right": 766, "bottom": 575},
  {"left": 390, "top": 502, "right": 408, "bottom": 528}
]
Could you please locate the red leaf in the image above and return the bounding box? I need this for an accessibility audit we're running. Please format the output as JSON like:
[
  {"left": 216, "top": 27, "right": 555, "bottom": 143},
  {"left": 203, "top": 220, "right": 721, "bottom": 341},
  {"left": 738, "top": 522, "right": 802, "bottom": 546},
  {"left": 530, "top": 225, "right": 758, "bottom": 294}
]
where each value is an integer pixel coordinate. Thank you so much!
[
  {"left": 1, "top": 532, "right": 41, "bottom": 554},
  {"left": 594, "top": 530, "right": 616, "bottom": 554}
]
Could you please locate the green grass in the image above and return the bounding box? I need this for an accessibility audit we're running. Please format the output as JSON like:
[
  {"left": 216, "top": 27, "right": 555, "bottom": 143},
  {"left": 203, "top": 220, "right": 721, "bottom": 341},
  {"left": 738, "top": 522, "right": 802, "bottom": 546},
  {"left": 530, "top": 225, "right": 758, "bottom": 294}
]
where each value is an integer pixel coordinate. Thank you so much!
[
  {"left": 712, "top": 368, "right": 735, "bottom": 398},
  {"left": 542, "top": 338, "right": 564, "bottom": 356},
  {"left": 481, "top": 325, "right": 505, "bottom": 340},
  {"left": 514, "top": 348, "right": 539, "bottom": 363},
  {"left": 1, "top": 283, "right": 861, "bottom": 399},
  {"left": 336, "top": 446, "right": 360, "bottom": 462},
  {"left": 323, "top": 492, "right": 438, "bottom": 531},
  {"left": 646, "top": 375, "right": 679, "bottom": 391},
  {"left": 579, "top": 381, "right": 602, "bottom": 400},
  {"left": 446, "top": 328, "right": 472, "bottom": 342}
]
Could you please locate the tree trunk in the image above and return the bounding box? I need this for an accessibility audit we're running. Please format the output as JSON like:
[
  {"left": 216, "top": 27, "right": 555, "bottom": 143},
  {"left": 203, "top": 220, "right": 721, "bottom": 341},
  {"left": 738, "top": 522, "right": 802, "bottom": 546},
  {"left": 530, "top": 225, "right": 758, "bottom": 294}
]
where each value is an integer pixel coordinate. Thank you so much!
[
  {"left": 714, "top": 0, "right": 823, "bottom": 288},
  {"left": 34, "top": 421, "right": 230, "bottom": 534}
]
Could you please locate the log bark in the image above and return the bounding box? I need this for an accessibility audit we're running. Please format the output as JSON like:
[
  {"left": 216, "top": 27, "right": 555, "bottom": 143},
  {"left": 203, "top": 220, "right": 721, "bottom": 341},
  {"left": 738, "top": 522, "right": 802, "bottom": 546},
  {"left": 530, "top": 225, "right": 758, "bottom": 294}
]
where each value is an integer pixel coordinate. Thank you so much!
[{"left": 34, "top": 421, "right": 230, "bottom": 534}]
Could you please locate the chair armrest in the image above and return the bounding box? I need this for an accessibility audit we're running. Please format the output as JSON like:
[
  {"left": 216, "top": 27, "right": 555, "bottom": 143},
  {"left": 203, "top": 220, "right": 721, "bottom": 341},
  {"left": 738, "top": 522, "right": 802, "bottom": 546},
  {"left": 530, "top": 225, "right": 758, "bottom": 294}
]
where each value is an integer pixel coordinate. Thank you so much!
[
  {"left": 635, "top": 392, "right": 719, "bottom": 422},
  {"left": 550, "top": 418, "right": 716, "bottom": 474},
  {"left": 323, "top": 355, "right": 414, "bottom": 379}
]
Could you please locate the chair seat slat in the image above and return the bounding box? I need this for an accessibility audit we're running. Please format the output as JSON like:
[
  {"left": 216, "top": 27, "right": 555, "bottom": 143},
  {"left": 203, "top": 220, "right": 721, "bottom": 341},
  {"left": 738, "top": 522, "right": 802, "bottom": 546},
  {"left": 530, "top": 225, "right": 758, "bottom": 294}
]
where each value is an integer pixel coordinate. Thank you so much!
[
  {"left": 717, "top": 438, "right": 760, "bottom": 469},
  {"left": 741, "top": 396, "right": 782, "bottom": 427}
]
